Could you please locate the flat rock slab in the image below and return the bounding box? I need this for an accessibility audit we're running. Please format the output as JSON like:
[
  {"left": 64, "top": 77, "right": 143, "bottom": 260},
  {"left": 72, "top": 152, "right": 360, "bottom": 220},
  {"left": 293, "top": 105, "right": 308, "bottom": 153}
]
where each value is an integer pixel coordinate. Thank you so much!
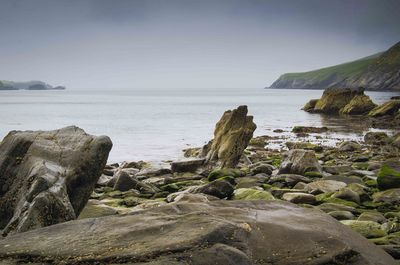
[
  {"left": 0, "top": 126, "right": 112, "bottom": 236},
  {"left": 0, "top": 199, "right": 396, "bottom": 265}
]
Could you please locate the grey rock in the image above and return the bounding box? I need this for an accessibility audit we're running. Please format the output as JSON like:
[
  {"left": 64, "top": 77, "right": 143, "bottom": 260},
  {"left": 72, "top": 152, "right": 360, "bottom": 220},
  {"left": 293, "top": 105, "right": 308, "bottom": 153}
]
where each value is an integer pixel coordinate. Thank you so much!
[
  {"left": 328, "top": 210, "right": 355, "bottom": 220},
  {"left": 0, "top": 126, "right": 112, "bottom": 236},
  {"left": 279, "top": 149, "right": 322, "bottom": 175},
  {"left": 0, "top": 200, "right": 396, "bottom": 265},
  {"left": 113, "top": 170, "right": 137, "bottom": 191},
  {"left": 171, "top": 158, "right": 205, "bottom": 173},
  {"left": 282, "top": 192, "right": 316, "bottom": 204}
]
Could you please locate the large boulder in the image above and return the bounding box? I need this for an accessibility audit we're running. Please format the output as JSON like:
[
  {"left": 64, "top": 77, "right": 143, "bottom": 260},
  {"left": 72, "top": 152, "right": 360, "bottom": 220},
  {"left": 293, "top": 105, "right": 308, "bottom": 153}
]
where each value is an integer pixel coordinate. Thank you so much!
[
  {"left": 0, "top": 199, "right": 396, "bottom": 264},
  {"left": 303, "top": 87, "right": 378, "bottom": 116},
  {"left": 203, "top": 105, "right": 256, "bottom": 168},
  {"left": 313, "top": 87, "right": 365, "bottom": 114},
  {"left": 0, "top": 126, "right": 112, "bottom": 236},
  {"left": 339, "top": 94, "right": 377, "bottom": 115},
  {"left": 369, "top": 100, "right": 400, "bottom": 117},
  {"left": 377, "top": 161, "right": 400, "bottom": 190},
  {"left": 278, "top": 149, "right": 322, "bottom": 175}
]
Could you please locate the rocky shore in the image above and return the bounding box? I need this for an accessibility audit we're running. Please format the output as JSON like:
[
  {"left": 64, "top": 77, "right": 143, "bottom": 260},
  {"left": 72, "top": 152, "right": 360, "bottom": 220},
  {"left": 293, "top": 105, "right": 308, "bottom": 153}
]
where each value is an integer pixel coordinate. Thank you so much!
[
  {"left": 303, "top": 87, "right": 400, "bottom": 129},
  {"left": 0, "top": 106, "right": 400, "bottom": 264}
]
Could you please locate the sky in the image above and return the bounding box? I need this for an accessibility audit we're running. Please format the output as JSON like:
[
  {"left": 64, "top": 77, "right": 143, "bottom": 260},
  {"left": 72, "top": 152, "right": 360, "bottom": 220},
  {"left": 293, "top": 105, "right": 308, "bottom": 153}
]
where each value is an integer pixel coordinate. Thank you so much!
[{"left": 0, "top": 0, "right": 399, "bottom": 89}]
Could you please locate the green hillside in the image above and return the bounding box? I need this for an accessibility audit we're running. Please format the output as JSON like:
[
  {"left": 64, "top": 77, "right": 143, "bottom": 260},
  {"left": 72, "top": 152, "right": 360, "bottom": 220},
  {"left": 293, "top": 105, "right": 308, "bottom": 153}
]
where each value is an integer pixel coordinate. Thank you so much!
[{"left": 270, "top": 41, "right": 400, "bottom": 90}]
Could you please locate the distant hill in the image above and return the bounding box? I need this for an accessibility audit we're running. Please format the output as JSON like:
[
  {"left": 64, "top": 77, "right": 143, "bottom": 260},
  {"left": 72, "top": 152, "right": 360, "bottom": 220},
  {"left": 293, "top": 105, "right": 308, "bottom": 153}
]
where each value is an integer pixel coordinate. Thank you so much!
[
  {"left": 270, "top": 41, "right": 400, "bottom": 91},
  {"left": 0, "top": 80, "right": 66, "bottom": 90}
]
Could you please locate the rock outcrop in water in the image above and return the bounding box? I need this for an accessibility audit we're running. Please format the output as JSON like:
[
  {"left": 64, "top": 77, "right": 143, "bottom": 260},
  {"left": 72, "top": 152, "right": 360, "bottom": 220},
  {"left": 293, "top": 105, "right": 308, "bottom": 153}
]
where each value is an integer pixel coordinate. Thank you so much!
[
  {"left": 0, "top": 198, "right": 396, "bottom": 265},
  {"left": 303, "top": 87, "right": 376, "bottom": 115},
  {"left": 203, "top": 105, "right": 256, "bottom": 168},
  {"left": 0, "top": 126, "right": 112, "bottom": 236}
]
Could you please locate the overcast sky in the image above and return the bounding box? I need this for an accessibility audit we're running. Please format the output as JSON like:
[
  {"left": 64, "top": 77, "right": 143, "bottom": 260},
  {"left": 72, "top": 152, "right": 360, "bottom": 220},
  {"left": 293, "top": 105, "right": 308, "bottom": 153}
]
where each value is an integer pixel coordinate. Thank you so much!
[{"left": 0, "top": 0, "right": 399, "bottom": 89}]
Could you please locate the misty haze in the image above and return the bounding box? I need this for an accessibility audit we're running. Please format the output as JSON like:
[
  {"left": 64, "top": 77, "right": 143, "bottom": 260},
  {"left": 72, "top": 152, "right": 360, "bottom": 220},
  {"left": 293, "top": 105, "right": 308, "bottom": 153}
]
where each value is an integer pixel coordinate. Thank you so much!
[{"left": 0, "top": 1, "right": 400, "bottom": 264}]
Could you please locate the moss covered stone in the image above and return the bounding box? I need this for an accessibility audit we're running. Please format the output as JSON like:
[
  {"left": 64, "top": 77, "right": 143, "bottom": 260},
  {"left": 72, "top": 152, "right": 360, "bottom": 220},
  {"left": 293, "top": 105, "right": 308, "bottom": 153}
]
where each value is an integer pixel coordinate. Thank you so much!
[
  {"left": 233, "top": 188, "right": 275, "bottom": 201},
  {"left": 377, "top": 164, "right": 400, "bottom": 190},
  {"left": 341, "top": 220, "right": 387, "bottom": 238},
  {"left": 208, "top": 168, "right": 244, "bottom": 181}
]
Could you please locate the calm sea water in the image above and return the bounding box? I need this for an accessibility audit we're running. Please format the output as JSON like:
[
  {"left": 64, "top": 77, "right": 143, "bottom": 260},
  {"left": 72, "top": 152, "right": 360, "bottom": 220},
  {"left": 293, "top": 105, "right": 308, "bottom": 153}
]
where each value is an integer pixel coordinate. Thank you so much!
[{"left": 0, "top": 88, "right": 398, "bottom": 163}]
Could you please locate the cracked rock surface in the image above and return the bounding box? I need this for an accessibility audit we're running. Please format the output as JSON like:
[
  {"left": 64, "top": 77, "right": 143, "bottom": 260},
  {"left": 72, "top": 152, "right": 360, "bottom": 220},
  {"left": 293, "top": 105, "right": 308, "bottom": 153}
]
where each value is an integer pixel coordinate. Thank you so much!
[
  {"left": 0, "top": 198, "right": 396, "bottom": 264},
  {"left": 0, "top": 126, "right": 112, "bottom": 236}
]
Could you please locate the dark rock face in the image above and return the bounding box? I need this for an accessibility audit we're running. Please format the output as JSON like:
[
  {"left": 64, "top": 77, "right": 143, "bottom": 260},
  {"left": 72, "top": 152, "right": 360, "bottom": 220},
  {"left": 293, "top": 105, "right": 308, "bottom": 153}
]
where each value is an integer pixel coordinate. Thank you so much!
[
  {"left": 0, "top": 126, "right": 112, "bottom": 236},
  {"left": 0, "top": 199, "right": 395, "bottom": 265},
  {"left": 203, "top": 105, "right": 256, "bottom": 168}
]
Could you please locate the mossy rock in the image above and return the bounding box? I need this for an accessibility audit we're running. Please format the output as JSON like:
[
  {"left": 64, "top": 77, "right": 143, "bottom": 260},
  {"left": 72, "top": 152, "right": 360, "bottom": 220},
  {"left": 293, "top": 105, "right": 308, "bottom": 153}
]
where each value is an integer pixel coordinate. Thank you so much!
[
  {"left": 341, "top": 220, "right": 387, "bottom": 238},
  {"left": 233, "top": 188, "right": 275, "bottom": 201},
  {"left": 216, "top": 176, "right": 236, "bottom": 185},
  {"left": 261, "top": 184, "right": 272, "bottom": 190},
  {"left": 317, "top": 195, "right": 359, "bottom": 208},
  {"left": 365, "top": 179, "right": 378, "bottom": 188},
  {"left": 160, "top": 183, "right": 180, "bottom": 193},
  {"left": 352, "top": 162, "right": 369, "bottom": 170},
  {"left": 377, "top": 164, "right": 400, "bottom": 190},
  {"left": 304, "top": 171, "right": 324, "bottom": 178},
  {"left": 208, "top": 168, "right": 244, "bottom": 181},
  {"left": 369, "top": 231, "right": 400, "bottom": 245},
  {"left": 368, "top": 100, "right": 400, "bottom": 117},
  {"left": 78, "top": 200, "right": 118, "bottom": 219}
]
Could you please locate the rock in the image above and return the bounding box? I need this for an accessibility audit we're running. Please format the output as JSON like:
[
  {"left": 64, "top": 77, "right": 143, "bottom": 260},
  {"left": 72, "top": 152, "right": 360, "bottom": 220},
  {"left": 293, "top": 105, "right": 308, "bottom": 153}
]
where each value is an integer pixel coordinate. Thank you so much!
[
  {"left": 281, "top": 174, "right": 312, "bottom": 187},
  {"left": 323, "top": 165, "right": 353, "bottom": 175},
  {"left": 113, "top": 170, "right": 137, "bottom": 191},
  {"left": 203, "top": 105, "right": 257, "bottom": 168},
  {"left": 377, "top": 161, "right": 400, "bottom": 190},
  {"left": 302, "top": 99, "right": 319, "bottom": 112},
  {"left": 338, "top": 141, "right": 361, "bottom": 152},
  {"left": 278, "top": 149, "right": 322, "bottom": 175},
  {"left": 192, "top": 180, "right": 234, "bottom": 199},
  {"left": 369, "top": 100, "right": 400, "bottom": 117},
  {"left": 0, "top": 126, "right": 112, "bottom": 236},
  {"left": 341, "top": 220, "right": 387, "bottom": 239},
  {"left": 96, "top": 174, "right": 115, "bottom": 187},
  {"left": 312, "top": 87, "right": 366, "bottom": 114},
  {"left": 233, "top": 188, "right": 275, "bottom": 201},
  {"left": 318, "top": 202, "right": 358, "bottom": 214},
  {"left": 339, "top": 94, "right": 377, "bottom": 115},
  {"left": 208, "top": 168, "right": 244, "bottom": 181},
  {"left": 183, "top": 147, "right": 202, "bottom": 158},
  {"left": 170, "top": 158, "right": 205, "bottom": 173},
  {"left": 306, "top": 180, "right": 347, "bottom": 193},
  {"left": 358, "top": 212, "right": 387, "bottom": 224},
  {"left": 285, "top": 142, "right": 323, "bottom": 152},
  {"left": 391, "top": 133, "right": 400, "bottom": 148},
  {"left": 291, "top": 126, "right": 328, "bottom": 134},
  {"left": 235, "top": 174, "right": 268, "bottom": 189},
  {"left": 381, "top": 245, "right": 400, "bottom": 259},
  {"left": 323, "top": 175, "right": 364, "bottom": 185},
  {"left": 78, "top": 200, "right": 118, "bottom": 219},
  {"left": 332, "top": 187, "right": 361, "bottom": 204},
  {"left": 373, "top": 188, "right": 400, "bottom": 204},
  {"left": 137, "top": 166, "right": 171, "bottom": 177},
  {"left": 282, "top": 192, "right": 316, "bottom": 204},
  {"left": 328, "top": 210, "right": 355, "bottom": 220},
  {"left": 364, "top": 132, "right": 390, "bottom": 145},
  {"left": 0, "top": 200, "right": 396, "bottom": 265},
  {"left": 249, "top": 162, "right": 274, "bottom": 175}
]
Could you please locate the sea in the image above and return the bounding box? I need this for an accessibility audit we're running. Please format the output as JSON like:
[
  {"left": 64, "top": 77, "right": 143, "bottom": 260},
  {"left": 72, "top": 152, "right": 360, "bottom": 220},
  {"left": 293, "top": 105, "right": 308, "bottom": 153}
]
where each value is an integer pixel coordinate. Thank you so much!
[{"left": 0, "top": 88, "right": 398, "bottom": 163}]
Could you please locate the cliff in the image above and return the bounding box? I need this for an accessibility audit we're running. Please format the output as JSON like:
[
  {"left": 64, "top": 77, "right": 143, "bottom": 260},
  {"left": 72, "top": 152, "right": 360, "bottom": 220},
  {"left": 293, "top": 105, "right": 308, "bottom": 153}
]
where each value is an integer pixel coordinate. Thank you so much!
[{"left": 270, "top": 41, "right": 400, "bottom": 91}]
